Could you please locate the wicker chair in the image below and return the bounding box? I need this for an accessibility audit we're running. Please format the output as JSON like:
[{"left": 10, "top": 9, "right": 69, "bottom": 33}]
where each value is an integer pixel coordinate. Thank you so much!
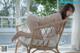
[{"left": 13, "top": 19, "right": 67, "bottom": 53}]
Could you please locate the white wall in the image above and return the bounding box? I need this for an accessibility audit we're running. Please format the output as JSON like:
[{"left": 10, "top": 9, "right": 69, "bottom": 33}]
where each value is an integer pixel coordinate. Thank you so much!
[{"left": 71, "top": 3, "right": 80, "bottom": 50}]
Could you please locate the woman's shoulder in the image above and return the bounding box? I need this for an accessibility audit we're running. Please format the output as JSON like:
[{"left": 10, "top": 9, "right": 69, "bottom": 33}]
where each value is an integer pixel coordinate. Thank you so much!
[
  {"left": 51, "top": 12, "right": 61, "bottom": 17},
  {"left": 47, "top": 12, "right": 62, "bottom": 20}
]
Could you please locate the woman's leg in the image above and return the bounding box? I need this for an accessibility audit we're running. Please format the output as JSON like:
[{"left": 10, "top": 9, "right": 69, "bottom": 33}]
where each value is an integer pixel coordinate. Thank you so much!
[
  {"left": 12, "top": 15, "right": 40, "bottom": 41},
  {"left": 12, "top": 31, "right": 32, "bottom": 42}
]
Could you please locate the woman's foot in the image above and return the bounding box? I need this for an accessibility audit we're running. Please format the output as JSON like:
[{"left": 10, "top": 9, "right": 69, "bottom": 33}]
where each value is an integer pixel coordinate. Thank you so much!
[
  {"left": 12, "top": 31, "right": 32, "bottom": 42},
  {"left": 12, "top": 33, "right": 20, "bottom": 42},
  {"left": 12, "top": 32, "right": 21, "bottom": 42}
]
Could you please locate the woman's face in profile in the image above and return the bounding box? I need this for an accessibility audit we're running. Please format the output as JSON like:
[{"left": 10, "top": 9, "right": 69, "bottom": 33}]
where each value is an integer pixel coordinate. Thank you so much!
[{"left": 66, "top": 8, "right": 73, "bottom": 17}]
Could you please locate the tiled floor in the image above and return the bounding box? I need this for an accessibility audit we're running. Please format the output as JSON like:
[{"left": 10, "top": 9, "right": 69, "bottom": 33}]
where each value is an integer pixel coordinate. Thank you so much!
[{"left": 0, "top": 46, "right": 80, "bottom": 53}]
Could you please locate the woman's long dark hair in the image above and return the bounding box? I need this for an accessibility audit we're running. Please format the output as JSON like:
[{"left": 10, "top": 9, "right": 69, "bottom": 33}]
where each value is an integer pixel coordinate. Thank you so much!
[{"left": 60, "top": 3, "right": 75, "bottom": 19}]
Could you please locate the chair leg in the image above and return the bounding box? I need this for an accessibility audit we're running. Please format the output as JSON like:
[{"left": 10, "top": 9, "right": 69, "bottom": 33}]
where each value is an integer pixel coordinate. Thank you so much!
[
  {"left": 56, "top": 48, "right": 60, "bottom": 53},
  {"left": 15, "top": 42, "right": 19, "bottom": 53},
  {"left": 26, "top": 48, "right": 28, "bottom": 53},
  {"left": 15, "top": 41, "right": 20, "bottom": 53},
  {"left": 51, "top": 49, "right": 57, "bottom": 53},
  {"left": 27, "top": 48, "right": 31, "bottom": 53},
  {"left": 32, "top": 49, "right": 37, "bottom": 53}
]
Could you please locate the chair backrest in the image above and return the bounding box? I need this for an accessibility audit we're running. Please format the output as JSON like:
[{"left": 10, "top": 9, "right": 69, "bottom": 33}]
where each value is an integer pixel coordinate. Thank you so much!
[
  {"left": 57, "top": 21, "right": 67, "bottom": 46},
  {"left": 47, "top": 21, "right": 67, "bottom": 47},
  {"left": 30, "top": 19, "right": 67, "bottom": 48}
]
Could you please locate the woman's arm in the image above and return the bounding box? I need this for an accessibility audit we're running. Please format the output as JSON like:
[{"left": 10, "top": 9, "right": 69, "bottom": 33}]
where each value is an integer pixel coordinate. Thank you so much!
[
  {"left": 34, "top": 18, "right": 67, "bottom": 30},
  {"left": 35, "top": 22, "right": 55, "bottom": 30}
]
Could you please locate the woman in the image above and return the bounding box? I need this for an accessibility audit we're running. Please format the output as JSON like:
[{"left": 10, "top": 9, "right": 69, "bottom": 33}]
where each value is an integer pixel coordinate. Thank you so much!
[{"left": 12, "top": 3, "right": 75, "bottom": 41}]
